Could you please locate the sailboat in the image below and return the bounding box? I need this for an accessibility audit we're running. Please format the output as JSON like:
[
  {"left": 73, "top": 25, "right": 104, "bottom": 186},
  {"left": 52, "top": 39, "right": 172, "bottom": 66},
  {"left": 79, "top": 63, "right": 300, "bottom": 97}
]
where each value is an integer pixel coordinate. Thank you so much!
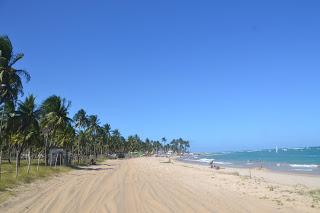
[{"left": 276, "top": 146, "right": 278, "bottom": 153}]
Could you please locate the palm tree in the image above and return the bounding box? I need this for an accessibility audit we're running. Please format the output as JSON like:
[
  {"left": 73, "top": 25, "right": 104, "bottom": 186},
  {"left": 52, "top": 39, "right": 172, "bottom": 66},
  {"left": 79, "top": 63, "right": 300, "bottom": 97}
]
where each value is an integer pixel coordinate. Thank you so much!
[
  {"left": 0, "top": 100, "right": 16, "bottom": 178},
  {"left": 120, "top": 136, "right": 127, "bottom": 153},
  {"left": 161, "top": 137, "right": 167, "bottom": 153},
  {"left": 73, "top": 109, "right": 88, "bottom": 163},
  {"left": 86, "top": 115, "right": 100, "bottom": 158},
  {"left": 40, "top": 95, "right": 72, "bottom": 166},
  {"left": 77, "top": 130, "right": 87, "bottom": 156},
  {"left": 144, "top": 138, "right": 153, "bottom": 155},
  {"left": 0, "top": 36, "right": 30, "bottom": 105},
  {"left": 55, "top": 123, "right": 75, "bottom": 165},
  {"left": 169, "top": 138, "right": 190, "bottom": 154},
  {"left": 102, "top": 123, "right": 111, "bottom": 154},
  {"left": 127, "top": 135, "right": 140, "bottom": 153},
  {"left": 97, "top": 123, "right": 111, "bottom": 156},
  {"left": 0, "top": 36, "right": 30, "bottom": 167},
  {"left": 12, "top": 95, "right": 40, "bottom": 177},
  {"left": 170, "top": 139, "right": 178, "bottom": 153},
  {"left": 110, "top": 129, "right": 121, "bottom": 153},
  {"left": 153, "top": 140, "right": 162, "bottom": 153}
]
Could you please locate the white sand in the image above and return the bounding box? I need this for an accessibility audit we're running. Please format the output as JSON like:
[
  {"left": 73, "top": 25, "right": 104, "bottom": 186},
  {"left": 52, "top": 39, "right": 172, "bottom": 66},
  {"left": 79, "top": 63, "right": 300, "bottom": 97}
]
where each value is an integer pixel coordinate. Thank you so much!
[{"left": 0, "top": 157, "right": 319, "bottom": 213}]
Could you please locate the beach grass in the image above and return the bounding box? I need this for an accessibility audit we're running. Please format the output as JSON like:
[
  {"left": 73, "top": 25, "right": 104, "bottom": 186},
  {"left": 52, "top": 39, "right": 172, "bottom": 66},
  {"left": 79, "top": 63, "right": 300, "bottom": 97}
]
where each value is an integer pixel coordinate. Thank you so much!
[
  {"left": 309, "top": 189, "right": 320, "bottom": 203},
  {"left": 0, "top": 160, "right": 72, "bottom": 203}
]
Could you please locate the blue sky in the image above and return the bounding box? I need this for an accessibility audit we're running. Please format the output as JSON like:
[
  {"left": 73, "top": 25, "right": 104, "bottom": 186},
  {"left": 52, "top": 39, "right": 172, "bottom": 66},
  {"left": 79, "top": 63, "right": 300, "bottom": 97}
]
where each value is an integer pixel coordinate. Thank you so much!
[{"left": 1, "top": 0, "right": 320, "bottom": 151}]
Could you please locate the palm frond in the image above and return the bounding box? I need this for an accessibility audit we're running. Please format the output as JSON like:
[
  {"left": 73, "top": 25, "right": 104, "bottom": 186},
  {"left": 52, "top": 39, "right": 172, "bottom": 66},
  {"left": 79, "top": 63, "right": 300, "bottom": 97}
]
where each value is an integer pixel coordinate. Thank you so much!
[
  {"left": 9, "top": 53, "right": 24, "bottom": 67},
  {"left": 0, "top": 56, "right": 8, "bottom": 67},
  {"left": 0, "top": 35, "right": 13, "bottom": 63},
  {"left": 15, "top": 69, "right": 30, "bottom": 82}
]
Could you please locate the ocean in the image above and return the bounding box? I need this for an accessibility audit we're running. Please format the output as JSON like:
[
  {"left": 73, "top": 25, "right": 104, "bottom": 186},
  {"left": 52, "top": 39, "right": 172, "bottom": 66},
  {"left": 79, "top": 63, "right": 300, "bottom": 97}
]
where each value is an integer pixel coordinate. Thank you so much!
[{"left": 181, "top": 146, "right": 320, "bottom": 175}]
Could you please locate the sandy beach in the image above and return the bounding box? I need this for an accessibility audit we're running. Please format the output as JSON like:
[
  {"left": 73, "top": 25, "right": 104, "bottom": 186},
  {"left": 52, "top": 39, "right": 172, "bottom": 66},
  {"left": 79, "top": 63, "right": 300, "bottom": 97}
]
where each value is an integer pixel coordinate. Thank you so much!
[{"left": 0, "top": 157, "right": 319, "bottom": 213}]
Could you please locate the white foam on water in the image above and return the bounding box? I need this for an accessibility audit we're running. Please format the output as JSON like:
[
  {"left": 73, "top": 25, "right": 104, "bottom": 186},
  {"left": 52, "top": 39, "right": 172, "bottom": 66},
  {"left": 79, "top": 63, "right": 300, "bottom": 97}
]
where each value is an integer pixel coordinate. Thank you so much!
[
  {"left": 195, "top": 158, "right": 233, "bottom": 165},
  {"left": 198, "top": 158, "right": 214, "bottom": 163},
  {"left": 245, "top": 150, "right": 259, "bottom": 153},
  {"left": 292, "top": 168, "right": 313, "bottom": 172},
  {"left": 183, "top": 158, "right": 213, "bottom": 163},
  {"left": 289, "top": 164, "right": 318, "bottom": 168},
  {"left": 213, "top": 161, "right": 233, "bottom": 165},
  {"left": 291, "top": 147, "right": 305, "bottom": 151}
]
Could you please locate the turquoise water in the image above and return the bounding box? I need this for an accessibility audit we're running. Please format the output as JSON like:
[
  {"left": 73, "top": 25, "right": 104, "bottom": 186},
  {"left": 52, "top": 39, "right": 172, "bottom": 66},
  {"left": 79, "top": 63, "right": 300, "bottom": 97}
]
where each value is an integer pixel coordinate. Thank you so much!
[{"left": 182, "top": 146, "right": 320, "bottom": 174}]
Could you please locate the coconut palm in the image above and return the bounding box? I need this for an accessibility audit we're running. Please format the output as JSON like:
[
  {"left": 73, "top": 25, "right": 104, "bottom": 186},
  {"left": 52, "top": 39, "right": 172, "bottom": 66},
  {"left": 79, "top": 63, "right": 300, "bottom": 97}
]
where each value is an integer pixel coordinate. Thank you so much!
[
  {"left": 144, "top": 138, "right": 153, "bottom": 154},
  {"left": 169, "top": 138, "right": 190, "bottom": 154},
  {"left": 0, "top": 36, "right": 30, "bottom": 105},
  {"left": 0, "top": 36, "right": 30, "bottom": 167},
  {"left": 40, "top": 95, "right": 72, "bottom": 166},
  {"left": 12, "top": 95, "right": 40, "bottom": 177},
  {"left": 127, "top": 134, "right": 142, "bottom": 153},
  {"left": 161, "top": 137, "right": 167, "bottom": 153},
  {"left": 110, "top": 129, "right": 121, "bottom": 153},
  {"left": 73, "top": 109, "right": 88, "bottom": 130},
  {"left": 96, "top": 123, "right": 111, "bottom": 156},
  {"left": 73, "top": 109, "right": 88, "bottom": 163},
  {"left": 97, "top": 127, "right": 106, "bottom": 156},
  {"left": 0, "top": 100, "right": 16, "bottom": 178},
  {"left": 86, "top": 115, "right": 101, "bottom": 158},
  {"left": 55, "top": 123, "right": 75, "bottom": 165},
  {"left": 102, "top": 123, "right": 111, "bottom": 154},
  {"left": 77, "top": 130, "right": 87, "bottom": 159},
  {"left": 153, "top": 140, "right": 162, "bottom": 153}
]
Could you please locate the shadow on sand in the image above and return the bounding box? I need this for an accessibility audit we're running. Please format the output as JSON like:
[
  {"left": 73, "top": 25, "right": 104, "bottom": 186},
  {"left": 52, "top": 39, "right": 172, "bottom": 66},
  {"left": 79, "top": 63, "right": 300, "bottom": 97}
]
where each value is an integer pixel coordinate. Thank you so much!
[{"left": 70, "top": 165, "right": 114, "bottom": 171}]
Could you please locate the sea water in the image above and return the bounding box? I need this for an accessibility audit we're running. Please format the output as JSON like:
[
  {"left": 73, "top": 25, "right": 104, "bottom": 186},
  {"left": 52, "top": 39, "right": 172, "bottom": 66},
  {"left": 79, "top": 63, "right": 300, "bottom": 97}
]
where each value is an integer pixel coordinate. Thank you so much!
[{"left": 181, "top": 146, "right": 320, "bottom": 175}]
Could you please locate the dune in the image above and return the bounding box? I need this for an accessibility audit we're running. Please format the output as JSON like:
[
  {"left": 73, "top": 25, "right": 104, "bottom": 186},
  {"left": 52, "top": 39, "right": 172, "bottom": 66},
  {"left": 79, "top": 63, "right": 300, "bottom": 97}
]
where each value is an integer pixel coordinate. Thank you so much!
[{"left": 0, "top": 157, "right": 319, "bottom": 213}]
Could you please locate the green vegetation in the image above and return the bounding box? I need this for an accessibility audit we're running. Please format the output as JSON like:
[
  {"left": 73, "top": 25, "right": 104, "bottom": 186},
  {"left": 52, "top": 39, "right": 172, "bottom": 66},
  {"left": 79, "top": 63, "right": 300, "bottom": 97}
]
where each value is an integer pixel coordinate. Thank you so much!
[
  {"left": 0, "top": 159, "right": 71, "bottom": 203},
  {"left": 0, "top": 35, "right": 190, "bottom": 186},
  {"left": 0, "top": 160, "right": 71, "bottom": 191},
  {"left": 309, "top": 189, "right": 320, "bottom": 203}
]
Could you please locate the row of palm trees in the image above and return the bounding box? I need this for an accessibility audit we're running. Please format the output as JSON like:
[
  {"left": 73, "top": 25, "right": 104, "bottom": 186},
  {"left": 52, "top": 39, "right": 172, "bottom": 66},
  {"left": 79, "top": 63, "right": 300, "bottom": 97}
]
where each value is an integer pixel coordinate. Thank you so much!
[{"left": 0, "top": 35, "right": 190, "bottom": 178}]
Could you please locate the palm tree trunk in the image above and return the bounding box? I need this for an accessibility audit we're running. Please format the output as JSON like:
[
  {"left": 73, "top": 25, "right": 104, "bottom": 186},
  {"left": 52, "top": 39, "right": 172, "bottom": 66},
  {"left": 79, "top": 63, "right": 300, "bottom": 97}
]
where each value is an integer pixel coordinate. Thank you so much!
[
  {"left": 54, "top": 153, "right": 58, "bottom": 168},
  {"left": 65, "top": 148, "right": 68, "bottom": 165},
  {"left": 71, "top": 146, "right": 73, "bottom": 165},
  {"left": 77, "top": 138, "right": 80, "bottom": 164},
  {"left": 44, "top": 137, "right": 48, "bottom": 166},
  {"left": 44, "top": 147, "right": 47, "bottom": 166},
  {"left": 86, "top": 146, "right": 89, "bottom": 159},
  {"left": 37, "top": 152, "right": 41, "bottom": 171},
  {"left": 0, "top": 104, "right": 4, "bottom": 144},
  {"left": 50, "top": 152, "right": 53, "bottom": 166},
  {"left": 16, "top": 150, "right": 20, "bottom": 178},
  {"left": 8, "top": 146, "right": 11, "bottom": 164},
  {"left": 0, "top": 148, "right": 2, "bottom": 180},
  {"left": 17, "top": 149, "right": 22, "bottom": 167},
  {"left": 27, "top": 148, "right": 31, "bottom": 174}
]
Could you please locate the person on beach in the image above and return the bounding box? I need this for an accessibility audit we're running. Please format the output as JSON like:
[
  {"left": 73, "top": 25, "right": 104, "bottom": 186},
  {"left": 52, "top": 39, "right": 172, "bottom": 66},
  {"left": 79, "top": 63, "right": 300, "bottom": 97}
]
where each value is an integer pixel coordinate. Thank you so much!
[
  {"left": 209, "top": 160, "right": 214, "bottom": 168},
  {"left": 209, "top": 160, "right": 221, "bottom": 170}
]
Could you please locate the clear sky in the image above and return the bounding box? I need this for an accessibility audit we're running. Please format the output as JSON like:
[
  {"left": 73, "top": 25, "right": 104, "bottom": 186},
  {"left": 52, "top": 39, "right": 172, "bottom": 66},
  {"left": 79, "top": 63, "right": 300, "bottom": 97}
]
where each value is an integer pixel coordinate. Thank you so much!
[{"left": 1, "top": 0, "right": 320, "bottom": 152}]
